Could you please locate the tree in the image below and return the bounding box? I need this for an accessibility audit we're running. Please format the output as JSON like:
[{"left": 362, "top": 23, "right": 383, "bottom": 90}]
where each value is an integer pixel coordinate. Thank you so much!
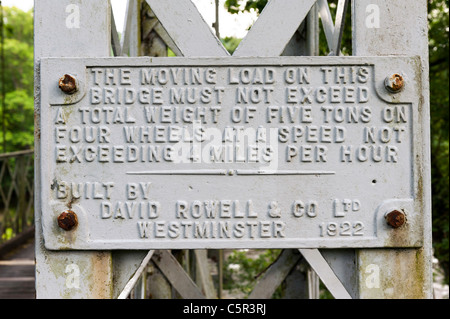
[
  {"left": 225, "top": 0, "right": 268, "bottom": 14},
  {"left": 0, "top": 6, "right": 34, "bottom": 153},
  {"left": 428, "top": 0, "right": 449, "bottom": 283},
  {"left": 221, "top": 36, "right": 242, "bottom": 54}
]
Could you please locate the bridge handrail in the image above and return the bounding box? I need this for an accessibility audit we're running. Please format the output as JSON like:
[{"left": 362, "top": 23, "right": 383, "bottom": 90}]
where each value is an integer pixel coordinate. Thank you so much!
[
  {"left": 0, "top": 149, "right": 34, "bottom": 159},
  {"left": 0, "top": 149, "right": 35, "bottom": 246}
]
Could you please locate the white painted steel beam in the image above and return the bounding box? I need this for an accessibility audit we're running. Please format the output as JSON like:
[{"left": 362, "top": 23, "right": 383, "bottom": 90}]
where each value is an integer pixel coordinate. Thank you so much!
[
  {"left": 352, "top": 0, "right": 432, "bottom": 299},
  {"left": 121, "top": 0, "right": 140, "bottom": 57},
  {"left": 110, "top": 3, "right": 122, "bottom": 57},
  {"left": 299, "top": 249, "right": 352, "bottom": 299},
  {"left": 145, "top": 0, "right": 229, "bottom": 57},
  {"left": 330, "top": 0, "right": 349, "bottom": 55},
  {"left": 233, "top": 0, "right": 317, "bottom": 57},
  {"left": 317, "top": 0, "right": 335, "bottom": 51},
  {"left": 317, "top": 0, "right": 347, "bottom": 55},
  {"left": 34, "top": 0, "right": 113, "bottom": 299},
  {"left": 118, "top": 250, "right": 154, "bottom": 299}
]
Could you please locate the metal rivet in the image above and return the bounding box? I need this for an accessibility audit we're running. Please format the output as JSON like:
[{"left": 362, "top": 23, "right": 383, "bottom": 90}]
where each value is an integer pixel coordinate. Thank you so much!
[
  {"left": 57, "top": 210, "right": 78, "bottom": 231},
  {"left": 385, "top": 73, "right": 404, "bottom": 93},
  {"left": 58, "top": 74, "right": 78, "bottom": 94},
  {"left": 385, "top": 210, "right": 406, "bottom": 228}
]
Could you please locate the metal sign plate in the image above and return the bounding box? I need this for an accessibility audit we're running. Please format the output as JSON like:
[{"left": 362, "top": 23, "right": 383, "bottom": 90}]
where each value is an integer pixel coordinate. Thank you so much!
[{"left": 39, "top": 56, "right": 425, "bottom": 250}]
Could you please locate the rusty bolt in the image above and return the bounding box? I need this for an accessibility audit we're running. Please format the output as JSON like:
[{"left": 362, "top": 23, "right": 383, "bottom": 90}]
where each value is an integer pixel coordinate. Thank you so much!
[
  {"left": 385, "top": 73, "right": 404, "bottom": 93},
  {"left": 385, "top": 210, "right": 406, "bottom": 228},
  {"left": 57, "top": 210, "right": 78, "bottom": 231},
  {"left": 58, "top": 74, "right": 78, "bottom": 94}
]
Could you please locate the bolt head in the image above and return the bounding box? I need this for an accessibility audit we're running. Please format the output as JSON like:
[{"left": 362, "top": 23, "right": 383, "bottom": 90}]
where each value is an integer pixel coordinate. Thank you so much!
[
  {"left": 385, "top": 210, "right": 406, "bottom": 228},
  {"left": 385, "top": 73, "right": 404, "bottom": 93},
  {"left": 59, "top": 74, "right": 78, "bottom": 94},
  {"left": 57, "top": 210, "right": 78, "bottom": 231}
]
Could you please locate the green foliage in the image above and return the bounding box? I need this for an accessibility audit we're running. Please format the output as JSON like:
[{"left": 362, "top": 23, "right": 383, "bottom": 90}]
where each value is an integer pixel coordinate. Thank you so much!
[
  {"left": 221, "top": 36, "right": 242, "bottom": 54},
  {"left": 223, "top": 249, "right": 282, "bottom": 297},
  {"left": 1, "top": 227, "right": 13, "bottom": 241},
  {"left": 223, "top": 250, "right": 335, "bottom": 298},
  {"left": 428, "top": 0, "right": 449, "bottom": 284},
  {"left": 168, "top": 48, "right": 176, "bottom": 57},
  {"left": 3, "top": 7, "right": 33, "bottom": 45},
  {"left": 4, "top": 39, "right": 33, "bottom": 93},
  {"left": 3, "top": 90, "right": 34, "bottom": 149},
  {"left": 224, "top": 0, "right": 268, "bottom": 15},
  {"left": 1, "top": 7, "right": 34, "bottom": 153}
]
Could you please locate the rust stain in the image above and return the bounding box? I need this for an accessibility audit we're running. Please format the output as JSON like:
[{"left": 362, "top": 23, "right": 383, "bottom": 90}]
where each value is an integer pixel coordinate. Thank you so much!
[
  {"left": 89, "top": 252, "right": 113, "bottom": 298},
  {"left": 34, "top": 109, "right": 41, "bottom": 140},
  {"left": 57, "top": 210, "right": 78, "bottom": 231},
  {"left": 385, "top": 210, "right": 406, "bottom": 228},
  {"left": 67, "top": 194, "right": 78, "bottom": 209},
  {"left": 385, "top": 73, "right": 404, "bottom": 92},
  {"left": 59, "top": 74, "right": 78, "bottom": 95}
]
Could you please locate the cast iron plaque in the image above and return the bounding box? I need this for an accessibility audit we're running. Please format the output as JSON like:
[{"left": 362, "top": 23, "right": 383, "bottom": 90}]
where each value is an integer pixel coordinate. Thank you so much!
[{"left": 39, "top": 56, "right": 425, "bottom": 250}]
